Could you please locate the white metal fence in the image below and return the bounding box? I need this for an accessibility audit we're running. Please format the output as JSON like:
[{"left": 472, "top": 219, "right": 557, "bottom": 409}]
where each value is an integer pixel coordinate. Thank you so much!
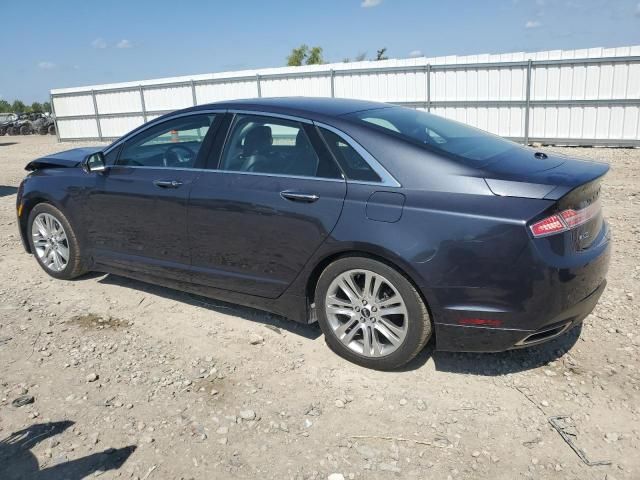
[{"left": 51, "top": 45, "right": 640, "bottom": 146}]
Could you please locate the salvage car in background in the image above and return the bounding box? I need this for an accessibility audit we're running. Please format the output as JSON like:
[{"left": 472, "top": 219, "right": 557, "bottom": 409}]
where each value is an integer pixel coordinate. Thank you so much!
[{"left": 15, "top": 98, "right": 610, "bottom": 369}]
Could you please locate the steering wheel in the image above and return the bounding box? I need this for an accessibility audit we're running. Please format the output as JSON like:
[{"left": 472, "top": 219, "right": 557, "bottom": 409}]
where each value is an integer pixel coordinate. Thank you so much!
[{"left": 163, "top": 144, "right": 195, "bottom": 167}]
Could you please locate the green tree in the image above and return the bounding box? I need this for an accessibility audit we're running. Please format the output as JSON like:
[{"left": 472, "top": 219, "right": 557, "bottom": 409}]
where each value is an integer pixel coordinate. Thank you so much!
[
  {"left": 306, "top": 46, "right": 324, "bottom": 65},
  {"left": 42, "top": 101, "right": 51, "bottom": 113},
  {"left": 287, "top": 44, "right": 309, "bottom": 66},
  {"left": 31, "top": 102, "right": 43, "bottom": 113},
  {"left": 12, "top": 100, "right": 26, "bottom": 113},
  {"left": 0, "top": 100, "right": 10, "bottom": 112},
  {"left": 375, "top": 48, "right": 388, "bottom": 61}
]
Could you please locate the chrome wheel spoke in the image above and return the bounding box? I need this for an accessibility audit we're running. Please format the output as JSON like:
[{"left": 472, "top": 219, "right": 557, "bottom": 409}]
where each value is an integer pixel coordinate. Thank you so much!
[
  {"left": 375, "top": 320, "right": 403, "bottom": 346},
  {"left": 57, "top": 244, "right": 69, "bottom": 262},
  {"left": 379, "top": 305, "right": 406, "bottom": 317},
  {"left": 32, "top": 213, "right": 69, "bottom": 272}
]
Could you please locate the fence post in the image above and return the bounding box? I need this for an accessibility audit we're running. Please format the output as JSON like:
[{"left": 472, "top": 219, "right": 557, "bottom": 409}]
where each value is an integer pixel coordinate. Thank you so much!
[
  {"left": 139, "top": 86, "right": 148, "bottom": 123},
  {"left": 426, "top": 64, "right": 431, "bottom": 111},
  {"left": 523, "top": 59, "right": 532, "bottom": 145},
  {"left": 50, "top": 93, "right": 60, "bottom": 143},
  {"left": 91, "top": 90, "right": 102, "bottom": 141},
  {"left": 330, "top": 69, "right": 335, "bottom": 98},
  {"left": 256, "top": 74, "right": 262, "bottom": 98},
  {"left": 191, "top": 80, "right": 197, "bottom": 106}
]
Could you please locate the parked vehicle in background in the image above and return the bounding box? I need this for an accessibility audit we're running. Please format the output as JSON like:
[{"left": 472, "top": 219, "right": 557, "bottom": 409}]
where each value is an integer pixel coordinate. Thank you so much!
[{"left": 15, "top": 98, "right": 611, "bottom": 369}]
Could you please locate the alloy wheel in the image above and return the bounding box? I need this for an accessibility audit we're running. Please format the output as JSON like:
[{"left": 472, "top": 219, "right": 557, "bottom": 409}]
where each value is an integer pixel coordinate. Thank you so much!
[
  {"left": 325, "top": 269, "right": 408, "bottom": 357},
  {"left": 32, "top": 213, "right": 69, "bottom": 272}
]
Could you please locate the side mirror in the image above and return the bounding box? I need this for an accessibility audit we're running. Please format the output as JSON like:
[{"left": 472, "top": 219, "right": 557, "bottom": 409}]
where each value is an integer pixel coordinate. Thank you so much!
[{"left": 83, "top": 152, "right": 107, "bottom": 173}]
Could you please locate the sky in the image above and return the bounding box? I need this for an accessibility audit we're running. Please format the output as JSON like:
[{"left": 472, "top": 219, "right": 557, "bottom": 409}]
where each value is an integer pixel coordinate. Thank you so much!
[{"left": 2, "top": 0, "right": 640, "bottom": 103}]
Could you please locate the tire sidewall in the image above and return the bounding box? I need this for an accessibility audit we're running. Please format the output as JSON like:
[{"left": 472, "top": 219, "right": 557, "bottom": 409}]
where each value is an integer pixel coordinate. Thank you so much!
[
  {"left": 27, "top": 203, "right": 83, "bottom": 280},
  {"left": 315, "top": 256, "right": 431, "bottom": 370}
]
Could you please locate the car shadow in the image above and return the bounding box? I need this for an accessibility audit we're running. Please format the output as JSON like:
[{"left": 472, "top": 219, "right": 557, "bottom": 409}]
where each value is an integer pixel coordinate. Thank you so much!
[
  {"left": 97, "top": 273, "right": 322, "bottom": 340},
  {"left": 400, "top": 323, "right": 583, "bottom": 375},
  {"left": 0, "top": 142, "right": 18, "bottom": 147},
  {"left": 0, "top": 185, "right": 18, "bottom": 197},
  {"left": 0, "top": 421, "right": 136, "bottom": 480}
]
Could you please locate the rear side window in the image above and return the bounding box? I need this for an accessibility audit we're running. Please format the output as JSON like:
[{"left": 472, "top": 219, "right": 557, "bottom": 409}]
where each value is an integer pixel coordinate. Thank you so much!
[
  {"left": 319, "top": 128, "right": 381, "bottom": 182},
  {"left": 346, "top": 107, "right": 516, "bottom": 165},
  {"left": 219, "top": 114, "right": 340, "bottom": 179}
]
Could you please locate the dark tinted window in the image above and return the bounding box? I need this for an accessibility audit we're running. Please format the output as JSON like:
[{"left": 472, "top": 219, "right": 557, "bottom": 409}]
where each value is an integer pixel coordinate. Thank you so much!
[
  {"left": 220, "top": 114, "right": 340, "bottom": 179},
  {"left": 118, "top": 114, "right": 214, "bottom": 168},
  {"left": 320, "top": 128, "right": 381, "bottom": 182},
  {"left": 346, "top": 107, "right": 516, "bottom": 164}
]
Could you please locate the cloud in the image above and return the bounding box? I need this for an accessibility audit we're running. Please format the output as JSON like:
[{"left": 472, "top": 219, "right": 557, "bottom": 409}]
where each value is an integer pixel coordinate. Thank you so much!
[
  {"left": 91, "top": 38, "right": 107, "bottom": 49},
  {"left": 525, "top": 20, "right": 542, "bottom": 28},
  {"left": 361, "top": 0, "right": 382, "bottom": 7},
  {"left": 38, "top": 61, "right": 56, "bottom": 69},
  {"left": 116, "top": 39, "right": 132, "bottom": 49},
  {"left": 409, "top": 50, "right": 423, "bottom": 58}
]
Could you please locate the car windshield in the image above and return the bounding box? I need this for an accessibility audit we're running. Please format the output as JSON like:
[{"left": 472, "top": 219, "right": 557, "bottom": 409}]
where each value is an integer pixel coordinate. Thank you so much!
[{"left": 346, "top": 107, "right": 516, "bottom": 164}]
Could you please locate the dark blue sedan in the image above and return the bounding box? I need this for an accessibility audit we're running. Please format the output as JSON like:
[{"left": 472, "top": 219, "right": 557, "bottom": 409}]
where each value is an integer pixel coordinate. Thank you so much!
[{"left": 16, "top": 97, "right": 611, "bottom": 369}]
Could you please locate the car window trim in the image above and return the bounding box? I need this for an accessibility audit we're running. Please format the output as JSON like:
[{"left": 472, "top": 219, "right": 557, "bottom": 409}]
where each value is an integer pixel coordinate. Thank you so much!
[
  {"left": 214, "top": 111, "right": 344, "bottom": 182},
  {"left": 313, "top": 121, "right": 401, "bottom": 188},
  {"left": 113, "top": 111, "right": 222, "bottom": 169},
  {"left": 103, "top": 109, "right": 227, "bottom": 156}
]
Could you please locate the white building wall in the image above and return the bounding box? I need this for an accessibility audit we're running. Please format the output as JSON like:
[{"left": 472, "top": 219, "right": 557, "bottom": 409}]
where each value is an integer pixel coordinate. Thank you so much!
[{"left": 51, "top": 45, "right": 640, "bottom": 144}]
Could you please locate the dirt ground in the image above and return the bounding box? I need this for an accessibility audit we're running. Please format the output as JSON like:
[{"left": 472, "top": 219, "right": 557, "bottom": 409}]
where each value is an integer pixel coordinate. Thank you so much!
[{"left": 0, "top": 135, "right": 638, "bottom": 480}]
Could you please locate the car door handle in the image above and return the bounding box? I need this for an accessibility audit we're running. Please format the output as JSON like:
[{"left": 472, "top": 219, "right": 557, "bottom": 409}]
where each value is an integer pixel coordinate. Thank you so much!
[
  {"left": 153, "top": 180, "right": 183, "bottom": 189},
  {"left": 280, "top": 191, "right": 320, "bottom": 203}
]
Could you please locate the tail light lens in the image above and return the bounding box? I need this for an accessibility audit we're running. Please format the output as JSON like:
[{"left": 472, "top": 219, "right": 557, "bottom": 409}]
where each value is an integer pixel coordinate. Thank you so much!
[{"left": 530, "top": 201, "right": 600, "bottom": 238}]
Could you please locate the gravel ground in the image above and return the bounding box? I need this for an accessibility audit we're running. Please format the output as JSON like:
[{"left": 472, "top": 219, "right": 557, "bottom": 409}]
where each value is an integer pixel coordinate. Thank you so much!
[{"left": 0, "top": 135, "right": 638, "bottom": 480}]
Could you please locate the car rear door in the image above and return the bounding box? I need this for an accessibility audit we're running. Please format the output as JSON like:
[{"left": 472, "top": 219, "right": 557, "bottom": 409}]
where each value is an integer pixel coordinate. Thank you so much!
[
  {"left": 86, "top": 112, "right": 221, "bottom": 281},
  {"left": 188, "top": 112, "right": 346, "bottom": 298}
]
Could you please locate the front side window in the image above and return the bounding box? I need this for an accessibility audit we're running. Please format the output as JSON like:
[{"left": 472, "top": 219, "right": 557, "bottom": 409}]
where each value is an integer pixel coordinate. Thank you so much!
[
  {"left": 346, "top": 107, "right": 516, "bottom": 165},
  {"left": 118, "top": 114, "right": 215, "bottom": 168},
  {"left": 219, "top": 114, "right": 339, "bottom": 179}
]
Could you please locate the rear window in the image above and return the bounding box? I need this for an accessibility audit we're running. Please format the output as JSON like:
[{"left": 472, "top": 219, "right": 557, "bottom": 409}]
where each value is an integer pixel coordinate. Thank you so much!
[{"left": 346, "top": 107, "right": 516, "bottom": 164}]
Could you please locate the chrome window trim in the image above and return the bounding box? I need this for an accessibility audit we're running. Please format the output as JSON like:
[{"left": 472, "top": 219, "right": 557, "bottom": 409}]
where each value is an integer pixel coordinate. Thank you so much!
[
  {"left": 103, "top": 109, "right": 226, "bottom": 156},
  {"left": 313, "top": 122, "right": 401, "bottom": 188},
  {"left": 107, "top": 165, "right": 345, "bottom": 183},
  {"left": 227, "top": 110, "right": 313, "bottom": 124}
]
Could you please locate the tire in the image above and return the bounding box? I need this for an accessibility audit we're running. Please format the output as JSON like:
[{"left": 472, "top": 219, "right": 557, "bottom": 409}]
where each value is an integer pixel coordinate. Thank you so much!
[
  {"left": 48, "top": 125, "right": 56, "bottom": 135},
  {"left": 7, "top": 126, "right": 17, "bottom": 136},
  {"left": 315, "top": 256, "right": 432, "bottom": 370},
  {"left": 0, "top": 127, "right": 5, "bottom": 136},
  {"left": 27, "top": 203, "right": 87, "bottom": 280},
  {"left": 20, "top": 125, "right": 31, "bottom": 135}
]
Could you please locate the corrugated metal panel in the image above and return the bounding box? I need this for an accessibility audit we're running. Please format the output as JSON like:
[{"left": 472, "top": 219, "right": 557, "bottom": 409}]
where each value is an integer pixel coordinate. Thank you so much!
[
  {"left": 56, "top": 119, "right": 99, "bottom": 139},
  {"left": 53, "top": 95, "right": 95, "bottom": 117},
  {"left": 51, "top": 45, "right": 640, "bottom": 145},
  {"left": 99, "top": 116, "right": 145, "bottom": 138},
  {"left": 96, "top": 89, "right": 142, "bottom": 114},
  {"left": 143, "top": 86, "right": 193, "bottom": 111}
]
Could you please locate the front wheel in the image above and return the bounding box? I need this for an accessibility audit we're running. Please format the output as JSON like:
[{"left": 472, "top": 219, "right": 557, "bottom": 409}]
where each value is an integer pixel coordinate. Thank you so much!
[
  {"left": 316, "top": 257, "right": 432, "bottom": 370},
  {"left": 19, "top": 125, "right": 31, "bottom": 135},
  {"left": 27, "top": 203, "right": 87, "bottom": 280}
]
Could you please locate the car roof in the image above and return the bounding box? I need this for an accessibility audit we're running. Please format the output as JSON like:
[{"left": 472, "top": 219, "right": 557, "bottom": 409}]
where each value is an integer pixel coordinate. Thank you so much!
[{"left": 191, "top": 97, "right": 392, "bottom": 120}]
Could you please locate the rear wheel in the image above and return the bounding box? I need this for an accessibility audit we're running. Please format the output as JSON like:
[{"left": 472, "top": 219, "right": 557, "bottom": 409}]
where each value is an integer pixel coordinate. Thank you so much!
[
  {"left": 48, "top": 124, "right": 56, "bottom": 135},
  {"left": 19, "top": 125, "right": 31, "bottom": 135},
  {"left": 316, "top": 257, "right": 432, "bottom": 370},
  {"left": 27, "top": 203, "right": 87, "bottom": 280},
  {"left": 7, "top": 126, "right": 17, "bottom": 135},
  {"left": 0, "top": 127, "right": 5, "bottom": 136}
]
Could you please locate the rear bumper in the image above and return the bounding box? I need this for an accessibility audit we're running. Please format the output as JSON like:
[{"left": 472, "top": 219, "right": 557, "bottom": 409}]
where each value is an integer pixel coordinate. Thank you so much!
[{"left": 434, "top": 279, "right": 606, "bottom": 352}]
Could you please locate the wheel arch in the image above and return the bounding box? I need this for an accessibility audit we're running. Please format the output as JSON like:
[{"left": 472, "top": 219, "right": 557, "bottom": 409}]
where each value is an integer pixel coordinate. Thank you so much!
[
  {"left": 304, "top": 247, "right": 436, "bottom": 323},
  {"left": 18, "top": 196, "right": 61, "bottom": 253}
]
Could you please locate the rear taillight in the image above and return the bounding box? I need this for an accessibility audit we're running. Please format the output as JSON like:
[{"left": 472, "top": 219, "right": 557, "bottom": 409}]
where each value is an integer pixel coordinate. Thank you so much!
[{"left": 530, "top": 201, "right": 600, "bottom": 238}]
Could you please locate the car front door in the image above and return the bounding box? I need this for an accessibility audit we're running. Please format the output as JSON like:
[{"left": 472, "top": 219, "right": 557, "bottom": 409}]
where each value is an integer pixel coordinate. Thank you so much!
[
  {"left": 188, "top": 113, "right": 347, "bottom": 298},
  {"left": 86, "top": 112, "right": 219, "bottom": 281}
]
